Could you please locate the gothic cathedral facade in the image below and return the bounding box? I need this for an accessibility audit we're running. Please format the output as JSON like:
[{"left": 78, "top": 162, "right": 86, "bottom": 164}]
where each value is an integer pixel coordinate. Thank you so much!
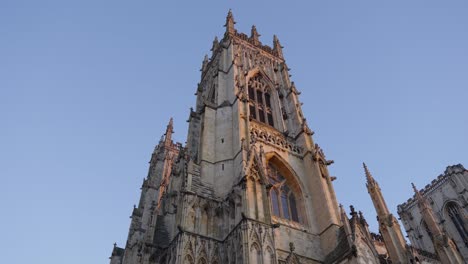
[{"left": 109, "top": 12, "right": 458, "bottom": 264}]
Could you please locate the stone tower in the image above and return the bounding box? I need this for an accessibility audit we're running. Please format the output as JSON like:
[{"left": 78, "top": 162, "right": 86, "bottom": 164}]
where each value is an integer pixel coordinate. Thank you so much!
[
  {"left": 364, "top": 163, "right": 409, "bottom": 263},
  {"left": 398, "top": 164, "right": 468, "bottom": 261},
  {"left": 114, "top": 117, "right": 181, "bottom": 264},
  {"left": 110, "top": 11, "right": 387, "bottom": 264},
  {"left": 411, "top": 183, "right": 464, "bottom": 263}
]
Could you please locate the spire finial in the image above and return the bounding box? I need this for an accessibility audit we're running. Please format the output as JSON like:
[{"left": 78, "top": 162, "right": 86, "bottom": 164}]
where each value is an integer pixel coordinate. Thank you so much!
[
  {"left": 164, "top": 117, "right": 174, "bottom": 144},
  {"left": 359, "top": 211, "right": 368, "bottom": 226},
  {"left": 251, "top": 25, "right": 260, "bottom": 45},
  {"left": 363, "top": 162, "right": 375, "bottom": 184},
  {"left": 273, "top": 34, "right": 284, "bottom": 59},
  {"left": 225, "top": 9, "right": 236, "bottom": 34},
  {"left": 201, "top": 54, "right": 209, "bottom": 73},
  {"left": 273, "top": 34, "right": 279, "bottom": 43},
  {"left": 211, "top": 36, "right": 219, "bottom": 52},
  {"left": 412, "top": 183, "right": 424, "bottom": 199},
  {"left": 412, "top": 182, "right": 426, "bottom": 203},
  {"left": 411, "top": 183, "right": 422, "bottom": 200},
  {"left": 168, "top": 117, "right": 173, "bottom": 127},
  {"left": 339, "top": 204, "right": 346, "bottom": 216},
  {"left": 350, "top": 205, "right": 357, "bottom": 217}
]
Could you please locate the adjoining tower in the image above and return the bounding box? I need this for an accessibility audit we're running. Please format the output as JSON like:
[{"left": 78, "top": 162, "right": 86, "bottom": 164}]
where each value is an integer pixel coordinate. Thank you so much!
[
  {"left": 412, "top": 183, "right": 464, "bottom": 264},
  {"left": 118, "top": 117, "right": 181, "bottom": 264},
  {"left": 364, "top": 163, "right": 409, "bottom": 264}
]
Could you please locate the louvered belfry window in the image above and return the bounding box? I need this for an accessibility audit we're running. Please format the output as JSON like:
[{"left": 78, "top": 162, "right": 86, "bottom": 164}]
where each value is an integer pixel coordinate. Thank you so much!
[{"left": 248, "top": 75, "right": 274, "bottom": 126}]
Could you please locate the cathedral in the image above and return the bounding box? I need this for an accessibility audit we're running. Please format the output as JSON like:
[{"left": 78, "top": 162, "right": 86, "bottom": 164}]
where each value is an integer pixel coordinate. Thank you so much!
[{"left": 109, "top": 11, "right": 464, "bottom": 264}]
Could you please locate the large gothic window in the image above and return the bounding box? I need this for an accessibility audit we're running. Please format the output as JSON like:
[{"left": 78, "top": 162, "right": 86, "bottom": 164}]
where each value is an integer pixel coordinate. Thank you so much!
[
  {"left": 268, "top": 163, "right": 300, "bottom": 222},
  {"left": 446, "top": 202, "right": 468, "bottom": 246},
  {"left": 248, "top": 75, "right": 274, "bottom": 126}
]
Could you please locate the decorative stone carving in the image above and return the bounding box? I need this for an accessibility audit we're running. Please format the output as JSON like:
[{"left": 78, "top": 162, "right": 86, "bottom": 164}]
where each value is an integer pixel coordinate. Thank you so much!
[
  {"left": 313, "top": 143, "right": 333, "bottom": 165},
  {"left": 250, "top": 122, "right": 303, "bottom": 155}
]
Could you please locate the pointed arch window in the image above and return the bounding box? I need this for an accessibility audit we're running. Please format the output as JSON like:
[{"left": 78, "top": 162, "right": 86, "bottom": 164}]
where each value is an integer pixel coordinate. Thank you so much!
[
  {"left": 250, "top": 243, "right": 261, "bottom": 264},
  {"left": 248, "top": 75, "right": 274, "bottom": 126},
  {"left": 268, "top": 163, "right": 300, "bottom": 222},
  {"left": 446, "top": 202, "right": 468, "bottom": 246}
]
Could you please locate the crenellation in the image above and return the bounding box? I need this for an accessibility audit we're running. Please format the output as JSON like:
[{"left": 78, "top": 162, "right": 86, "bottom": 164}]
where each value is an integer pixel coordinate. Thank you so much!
[
  {"left": 397, "top": 165, "right": 468, "bottom": 261},
  {"left": 398, "top": 164, "right": 467, "bottom": 212}
]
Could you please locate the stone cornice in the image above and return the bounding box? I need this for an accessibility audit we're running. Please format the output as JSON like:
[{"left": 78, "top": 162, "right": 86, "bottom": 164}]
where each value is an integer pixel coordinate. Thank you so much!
[{"left": 249, "top": 120, "right": 303, "bottom": 156}]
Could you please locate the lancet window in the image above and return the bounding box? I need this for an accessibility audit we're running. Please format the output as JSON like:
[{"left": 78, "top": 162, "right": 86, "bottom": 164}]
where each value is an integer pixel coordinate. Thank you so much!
[
  {"left": 268, "top": 163, "right": 300, "bottom": 222},
  {"left": 248, "top": 75, "right": 274, "bottom": 126},
  {"left": 446, "top": 202, "right": 468, "bottom": 246}
]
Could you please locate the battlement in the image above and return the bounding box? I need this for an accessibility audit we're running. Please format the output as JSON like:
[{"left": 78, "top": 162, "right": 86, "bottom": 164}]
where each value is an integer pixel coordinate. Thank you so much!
[{"left": 397, "top": 164, "right": 467, "bottom": 211}]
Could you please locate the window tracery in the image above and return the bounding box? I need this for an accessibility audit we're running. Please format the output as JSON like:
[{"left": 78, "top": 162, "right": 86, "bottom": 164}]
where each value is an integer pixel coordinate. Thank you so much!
[
  {"left": 446, "top": 202, "right": 468, "bottom": 246},
  {"left": 268, "top": 163, "right": 300, "bottom": 222},
  {"left": 248, "top": 75, "right": 274, "bottom": 126}
]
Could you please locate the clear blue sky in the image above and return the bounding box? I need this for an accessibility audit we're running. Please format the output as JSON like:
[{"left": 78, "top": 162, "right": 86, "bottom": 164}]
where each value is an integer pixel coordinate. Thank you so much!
[{"left": 1, "top": 1, "right": 467, "bottom": 263}]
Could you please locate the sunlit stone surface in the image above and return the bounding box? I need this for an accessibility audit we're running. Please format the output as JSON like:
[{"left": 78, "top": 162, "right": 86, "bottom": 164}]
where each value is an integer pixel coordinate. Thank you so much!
[{"left": 109, "top": 11, "right": 459, "bottom": 264}]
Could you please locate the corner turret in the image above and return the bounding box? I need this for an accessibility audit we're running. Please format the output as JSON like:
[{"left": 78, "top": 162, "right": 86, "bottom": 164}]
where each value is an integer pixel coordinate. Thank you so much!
[
  {"left": 273, "top": 35, "right": 283, "bottom": 59},
  {"left": 250, "top": 25, "right": 260, "bottom": 45},
  {"left": 224, "top": 9, "right": 236, "bottom": 35}
]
